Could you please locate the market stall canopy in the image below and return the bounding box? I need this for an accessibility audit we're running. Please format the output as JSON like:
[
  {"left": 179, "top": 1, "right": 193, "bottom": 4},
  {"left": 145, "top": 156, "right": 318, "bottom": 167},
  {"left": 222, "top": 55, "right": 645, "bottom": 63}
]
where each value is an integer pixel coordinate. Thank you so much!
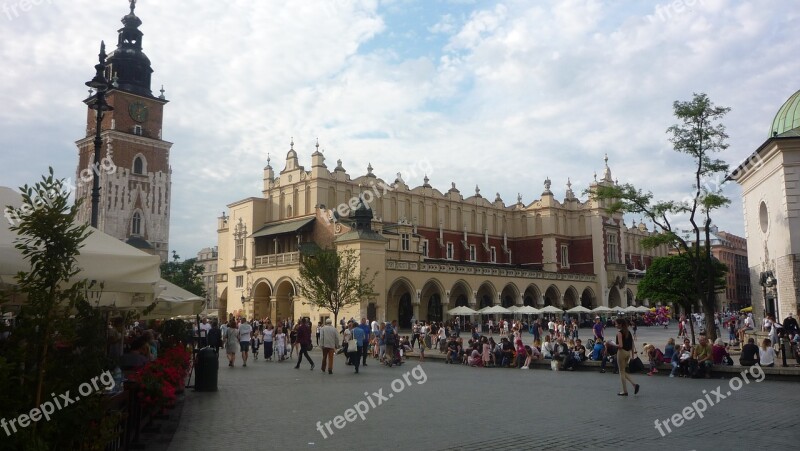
[
  {"left": 506, "top": 305, "right": 522, "bottom": 313},
  {"left": 480, "top": 305, "right": 511, "bottom": 314},
  {"left": 137, "top": 279, "right": 205, "bottom": 320},
  {"left": 592, "top": 306, "right": 613, "bottom": 313},
  {"left": 611, "top": 306, "right": 627, "bottom": 313},
  {"left": 623, "top": 305, "right": 639, "bottom": 313},
  {"left": 516, "top": 306, "right": 541, "bottom": 314},
  {"left": 635, "top": 306, "right": 651, "bottom": 313},
  {"left": 566, "top": 306, "right": 592, "bottom": 314},
  {"left": 0, "top": 186, "right": 161, "bottom": 298},
  {"left": 539, "top": 305, "right": 564, "bottom": 314},
  {"left": 447, "top": 306, "right": 478, "bottom": 315}
]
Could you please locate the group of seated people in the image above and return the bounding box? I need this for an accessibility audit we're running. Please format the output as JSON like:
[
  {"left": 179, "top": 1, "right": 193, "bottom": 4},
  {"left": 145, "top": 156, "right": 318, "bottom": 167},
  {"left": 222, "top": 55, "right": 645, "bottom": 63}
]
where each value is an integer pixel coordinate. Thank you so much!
[{"left": 439, "top": 334, "right": 590, "bottom": 370}]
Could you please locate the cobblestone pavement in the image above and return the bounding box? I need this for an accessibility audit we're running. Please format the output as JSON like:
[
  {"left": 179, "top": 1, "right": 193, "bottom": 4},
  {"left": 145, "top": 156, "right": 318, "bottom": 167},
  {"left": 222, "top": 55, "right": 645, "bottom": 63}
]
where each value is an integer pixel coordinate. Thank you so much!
[{"left": 167, "top": 328, "right": 800, "bottom": 451}]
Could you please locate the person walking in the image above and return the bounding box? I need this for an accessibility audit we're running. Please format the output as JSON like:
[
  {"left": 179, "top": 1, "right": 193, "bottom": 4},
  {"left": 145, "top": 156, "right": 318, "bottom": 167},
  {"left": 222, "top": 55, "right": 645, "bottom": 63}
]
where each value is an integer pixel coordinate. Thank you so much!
[
  {"left": 263, "top": 323, "right": 274, "bottom": 361},
  {"left": 207, "top": 319, "right": 222, "bottom": 355},
  {"left": 615, "top": 318, "right": 639, "bottom": 396},
  {"left": 359, "top": 318, "right": 371, "bottom": 367},
  {"left": 350, "top": 321, "right": 366, "bottom": 374},
  {"left": 295, "top": 318, "right": 315, "bottom": 370},
  {"left": 238, "top": 319, "right": 253, "bottom": 367},
  {"left": 224, "top": 319, "right": 239, "bottom": 367},
  {"left": 319, "top": 318, "right": 339, "bottom": 374}
]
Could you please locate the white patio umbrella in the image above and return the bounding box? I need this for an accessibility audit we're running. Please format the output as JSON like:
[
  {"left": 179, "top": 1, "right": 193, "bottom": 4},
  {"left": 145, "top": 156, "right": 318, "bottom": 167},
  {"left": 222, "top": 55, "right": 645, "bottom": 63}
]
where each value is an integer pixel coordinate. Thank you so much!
[
  {"left": 138, "top": 279, "right": 205, "bottom": 320},
  {"left": 447, "top": 306, "right": 478, "bottom": 315},
  {"left": 623, "top": 305, "right": 639, "bottom": 313},
  {"left": 517, "top": 305, "right": 541, "bottom": 315},
  {"left": 566, "top": 306, "right": 592, "bottom": 314},
  {"left": 635, "top": 306, "right": 651, "bottom": 313},
  {"left": 539, "top": 305, "right": 564, "bottom": 314},
  {"left": 506, "top": 305, "right": 522, "bottom": 313},
  {"left": 592, "top": 306, "right": 613, "bottom": 313},
  {"left": 482, "top": 305, "right": 511, "bottom": 315},
  {"left": 611, "top": 306, "right": 627, "bottom": 313}
]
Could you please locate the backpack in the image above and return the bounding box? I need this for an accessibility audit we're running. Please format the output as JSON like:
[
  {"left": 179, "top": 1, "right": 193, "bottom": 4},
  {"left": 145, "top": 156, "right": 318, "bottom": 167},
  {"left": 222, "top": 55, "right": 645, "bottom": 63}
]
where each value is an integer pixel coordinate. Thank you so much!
[{"left": 385, "top": 327, "right": 396, "bottom": 345}]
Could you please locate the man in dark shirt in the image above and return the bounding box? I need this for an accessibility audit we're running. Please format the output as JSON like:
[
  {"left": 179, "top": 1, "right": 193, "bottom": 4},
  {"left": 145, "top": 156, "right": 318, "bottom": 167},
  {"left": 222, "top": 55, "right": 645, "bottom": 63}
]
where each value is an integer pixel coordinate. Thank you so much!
[
  {"left": 500, "top": 338, "right": 514, "bottom": 367},
  {"left": 739, "top": 337, "right": 759, "bottom": 366},
  {"left": 294, "top": 318, "right": 314, "bottom": 370},
  {"left": 446, "top": 339, "right": 459, "bottom": 364},
  {"left": 783, "top": 313, "right": 799, "bottom": 336}
]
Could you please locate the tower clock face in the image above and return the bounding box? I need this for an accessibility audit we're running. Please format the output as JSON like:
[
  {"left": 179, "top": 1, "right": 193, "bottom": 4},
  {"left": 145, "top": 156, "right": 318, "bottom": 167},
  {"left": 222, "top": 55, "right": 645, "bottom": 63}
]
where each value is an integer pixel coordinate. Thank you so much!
[{"left": 128, "top": 101, "right": 149, "bottom": 123}]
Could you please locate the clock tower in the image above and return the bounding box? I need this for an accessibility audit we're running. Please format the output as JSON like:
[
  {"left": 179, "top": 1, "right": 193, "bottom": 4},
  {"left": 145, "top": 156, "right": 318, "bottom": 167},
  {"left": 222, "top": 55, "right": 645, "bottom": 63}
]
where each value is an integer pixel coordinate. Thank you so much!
[{"left": 75, "top": 1, "right": 172, "bottom": 261}]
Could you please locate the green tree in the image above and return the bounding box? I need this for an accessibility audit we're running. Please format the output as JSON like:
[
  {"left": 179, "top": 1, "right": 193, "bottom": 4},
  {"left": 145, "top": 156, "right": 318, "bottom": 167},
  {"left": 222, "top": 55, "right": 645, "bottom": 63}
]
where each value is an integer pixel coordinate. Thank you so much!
[
  {"left": 160, "top": 250, "right": 206, "bottom": 298},
  {"left": 297, "top": 248, "right": 377, "bottom": 325},
  {"left": 589, "top": 93, "right": 731, "bottom": 341},
  {"left": 637, "top": 253, "right": 728, "bottom": 343},
  {"left": 0, "top": 169, "right": 115, "bottom": 449}
]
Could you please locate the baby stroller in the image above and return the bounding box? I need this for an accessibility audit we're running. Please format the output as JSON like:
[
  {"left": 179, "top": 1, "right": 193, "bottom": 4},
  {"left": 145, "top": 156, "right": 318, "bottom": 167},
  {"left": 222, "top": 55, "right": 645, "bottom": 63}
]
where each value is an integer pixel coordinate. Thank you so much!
[{"left": 384, "top": 346, "right": 404, "bottom": 367}]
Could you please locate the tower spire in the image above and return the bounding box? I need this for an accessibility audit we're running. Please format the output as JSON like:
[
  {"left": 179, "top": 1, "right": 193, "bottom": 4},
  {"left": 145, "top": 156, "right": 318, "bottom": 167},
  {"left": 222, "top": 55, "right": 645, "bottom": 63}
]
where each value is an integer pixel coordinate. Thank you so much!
[{"left": 129, "top": 0, "right": 136, "bottom": 14}]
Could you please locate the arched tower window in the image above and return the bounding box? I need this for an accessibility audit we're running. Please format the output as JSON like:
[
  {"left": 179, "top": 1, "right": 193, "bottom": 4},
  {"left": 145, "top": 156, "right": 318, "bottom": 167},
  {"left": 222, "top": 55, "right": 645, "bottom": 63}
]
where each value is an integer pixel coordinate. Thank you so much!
[
  {"left": 131, "top": 211, "right": 142, "bottom": 235},
  {"left": 133, "top": 155, "right": 146, "bottom": 174}
]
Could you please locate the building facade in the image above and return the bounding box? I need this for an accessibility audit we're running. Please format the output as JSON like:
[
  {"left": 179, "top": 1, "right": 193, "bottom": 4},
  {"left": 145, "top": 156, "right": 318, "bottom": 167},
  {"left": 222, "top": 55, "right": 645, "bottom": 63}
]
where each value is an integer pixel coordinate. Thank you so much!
[
  {"left": 732, "top": 87, "right": 800, "bottom": 321},
  {"left": 215, "top": 141, "right": 668, "bottom": 326},
  {"left": 75, "top": 2, "right": 172, "bottom": 261},
  {"left": 196, "top": 246, "right": 219, "bottom": 309}
]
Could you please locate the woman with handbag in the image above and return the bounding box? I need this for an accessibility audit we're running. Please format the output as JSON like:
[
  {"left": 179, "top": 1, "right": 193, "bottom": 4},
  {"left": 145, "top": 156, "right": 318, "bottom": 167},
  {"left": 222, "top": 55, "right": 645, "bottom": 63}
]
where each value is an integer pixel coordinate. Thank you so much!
[{"left": 614, "top": 318, "right": 640, "bottom": 396}]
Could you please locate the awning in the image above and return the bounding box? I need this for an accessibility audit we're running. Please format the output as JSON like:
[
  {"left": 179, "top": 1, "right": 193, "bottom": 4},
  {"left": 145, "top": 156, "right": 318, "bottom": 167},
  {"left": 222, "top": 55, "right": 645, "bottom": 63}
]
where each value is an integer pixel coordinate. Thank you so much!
[{"left": 250, "top": 217, "right": 315, "bottom": 238}]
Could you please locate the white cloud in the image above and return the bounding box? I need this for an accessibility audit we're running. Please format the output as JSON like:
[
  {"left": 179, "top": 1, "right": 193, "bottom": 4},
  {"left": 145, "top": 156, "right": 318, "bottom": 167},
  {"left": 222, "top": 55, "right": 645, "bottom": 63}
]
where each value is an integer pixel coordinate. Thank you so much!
[{"left": 0, "top": 0, "right": 798, "bottom": 259}]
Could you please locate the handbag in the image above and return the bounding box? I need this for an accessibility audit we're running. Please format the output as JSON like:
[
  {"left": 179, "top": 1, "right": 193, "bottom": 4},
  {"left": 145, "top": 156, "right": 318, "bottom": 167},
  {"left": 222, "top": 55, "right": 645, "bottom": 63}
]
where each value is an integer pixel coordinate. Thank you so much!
[{"left": 628, "top": 356, "right": 645, "bottom": 373}]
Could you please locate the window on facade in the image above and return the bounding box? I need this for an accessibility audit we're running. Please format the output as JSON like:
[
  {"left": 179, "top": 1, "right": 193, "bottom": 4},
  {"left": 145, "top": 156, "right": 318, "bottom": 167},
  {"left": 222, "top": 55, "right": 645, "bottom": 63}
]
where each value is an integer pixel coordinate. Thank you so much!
[
  {"left": 490, "top": 246, "right": 497, "bottom": 263},
  {"left": 421, "top": 239, "right": 429, "bottom": 257},
  {"left": 235, "top": 237, "right": 244, "bottom": 260},
  {"left": 561, "top": 245, "right": 569, "bottom": 268},
  {"left": 131, "top": 211, "right": 142, "bottom": 235},
  {"left": 133, "top": 125, "right": 143, "bottom": 136},
  {"left": 235, "top": 275, "right": 243, "bottom": 288},
  {"left": 133, "top": 156, "right": 144, "bottom": 174},
  {"left": 469, "top": 245, "right": 477, "bottom": 262},
  {"left": 401, "top": 233, "right": 410, "bottom": 251},
  {"left": 446, "top": 242, "right": 454, "bottom": 260},
  {"left": 606, "top": 232, "right": 619, "bottom": 263}
]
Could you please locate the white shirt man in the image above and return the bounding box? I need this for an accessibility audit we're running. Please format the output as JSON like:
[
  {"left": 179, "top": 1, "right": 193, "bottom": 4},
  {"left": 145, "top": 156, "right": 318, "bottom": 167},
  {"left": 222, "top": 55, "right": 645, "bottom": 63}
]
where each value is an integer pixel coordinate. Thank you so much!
[
  {"left": 199, "top": 320, "right": 212, "bottom": 337},
  {"left": 371, "top": 320, "right": 380, "bottom": 335},
  {"left": 238, "top": 322, "right": 253, "bottom": 343}
]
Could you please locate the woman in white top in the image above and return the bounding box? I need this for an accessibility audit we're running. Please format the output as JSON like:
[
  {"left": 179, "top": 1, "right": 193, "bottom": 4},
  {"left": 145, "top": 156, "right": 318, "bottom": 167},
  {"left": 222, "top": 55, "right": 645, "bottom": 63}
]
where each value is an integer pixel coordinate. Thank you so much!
[
  {"left": 541, "top": 335, "right": 554, "bottom": 359},
  {"left": 263, "top": 324, "right": 275, "bottom": 361},
  {"left": 438, "top": 326, "right": 447, "bottom": 353},
  {"left": 759, "top": 338, "right": 776, "bottom": 367}
]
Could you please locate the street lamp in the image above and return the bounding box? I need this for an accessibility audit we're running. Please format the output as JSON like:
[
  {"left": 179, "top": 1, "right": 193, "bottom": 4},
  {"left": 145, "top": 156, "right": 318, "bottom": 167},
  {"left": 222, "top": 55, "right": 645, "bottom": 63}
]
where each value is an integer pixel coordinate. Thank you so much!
[{"left": 85, "top": 41, "right": 114, "bottom": 228}]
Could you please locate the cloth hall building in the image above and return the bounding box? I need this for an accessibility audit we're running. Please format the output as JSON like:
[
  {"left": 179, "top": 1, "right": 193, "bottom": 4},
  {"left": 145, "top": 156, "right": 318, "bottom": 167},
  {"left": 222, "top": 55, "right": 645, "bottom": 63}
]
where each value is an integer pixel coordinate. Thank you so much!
[{"left": 215, "top": 143, "right": 668, "bottom": 326}]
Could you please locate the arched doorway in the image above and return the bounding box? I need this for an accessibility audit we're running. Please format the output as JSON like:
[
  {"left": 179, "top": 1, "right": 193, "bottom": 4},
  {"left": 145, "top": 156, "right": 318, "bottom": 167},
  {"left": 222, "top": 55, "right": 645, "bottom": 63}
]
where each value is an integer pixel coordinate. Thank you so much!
[
  {"left": 581, "top": 287, "right": 595, "bottom": 308},
  {"left": 608, "top": 286, "right": 622, "bottom": 308},
  {"left": 626, "top": 289, "right": 634, "bottom": 306},
  {"left": 476, "top": 282, "right": 496, "bottom": 309},
  {"left": 524, "top": 284, "right": 541, "bottom": 306},
  {"left": 398, "top": 293, "right": 413, "bottom": 328},
  {"left": 274, "top": 278, "right": 295, "bottom": 324},
  {"left": 252, "top": 281, "right": 272, "bottom": 321},
  {"left": 448, "top": 280, "right": 472, "bottom": 310},
  {"left": 564, "top": 286, "right": 579, "bottom": 309},
  {"left": 500, "top": 283, "right": 519, "bottom": 308},
  {"left": 427, "top": 294, "right": 443, "bottom": 323},
  {"left": 367, "top": 303, "right": 377, "bottom": 322},
  {"left": 544, "top": 285, "right": 560, "bottom": 307}
]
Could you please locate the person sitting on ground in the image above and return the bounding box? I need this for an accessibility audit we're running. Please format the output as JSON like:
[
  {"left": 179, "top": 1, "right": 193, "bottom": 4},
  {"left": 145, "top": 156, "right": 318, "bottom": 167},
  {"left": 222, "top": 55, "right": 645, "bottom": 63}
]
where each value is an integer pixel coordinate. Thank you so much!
[
  {"left": 500, "top": 337, "right": 514, "bottom": 367},
  {"left": 739, "top": 337, "right": 759, "bottom": 366},
  {"left": 644, "top": 344, "right": 662, "bottom": 376},
  {"left": 738, "top": 313, "right": 755, "bottom": 346},
  {"left": 573, "top": 339, "right": 587, "bottom": 361},
  {"left": 541, "top": 335, "right": 554, "bottom": 359},
  {"left": 445, "top": 338, "right": 459, "bottom": 364},
  {"left": 468, "top": 348, "right": 482, "bottom": 367},
  {"left": 676, "top": 339, "right": 692, "bottom": 377},
  {"left": 712, "top": 338, "right": 731, "bottom": 365},
  {"left": 663, "top": 338, "right": 676, "bottom": 363},
  {"left": 759, "top": 338, "right": 776, "bottom": 367},
  {"left": 515, "top": 339, "right": 527, "bottom": 368},
  {"left": 590, "top": 338, "right": 605, "bottom": 361},
  {"left": 551, "top": 337, "right": 569, "bottom": 369},
  {"left": 690, "top": 335, "right": 713, "bottom": 378},
  {"left": 601, "top": 340, "right": 618, "bottom": 374}
]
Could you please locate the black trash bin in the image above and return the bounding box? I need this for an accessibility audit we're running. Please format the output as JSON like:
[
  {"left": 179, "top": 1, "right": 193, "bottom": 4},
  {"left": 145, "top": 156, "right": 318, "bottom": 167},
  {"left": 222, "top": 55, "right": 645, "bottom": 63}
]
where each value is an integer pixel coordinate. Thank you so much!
[{"left": 195, "top": 347, "right": 218, "bottom": 392}]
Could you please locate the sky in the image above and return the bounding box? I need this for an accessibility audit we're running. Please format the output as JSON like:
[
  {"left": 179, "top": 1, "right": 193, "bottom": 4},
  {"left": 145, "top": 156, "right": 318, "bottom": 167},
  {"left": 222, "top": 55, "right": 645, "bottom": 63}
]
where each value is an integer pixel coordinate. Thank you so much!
[{"left": 0, "top": 0, "right": 798, "bottom": 260}]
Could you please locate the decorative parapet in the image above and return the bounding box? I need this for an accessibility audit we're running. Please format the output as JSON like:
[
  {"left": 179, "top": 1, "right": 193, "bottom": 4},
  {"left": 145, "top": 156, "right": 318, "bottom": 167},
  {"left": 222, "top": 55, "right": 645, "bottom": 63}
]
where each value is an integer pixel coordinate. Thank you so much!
[{"left": 386, "top": 260, "right": 595, "bottom": 282}]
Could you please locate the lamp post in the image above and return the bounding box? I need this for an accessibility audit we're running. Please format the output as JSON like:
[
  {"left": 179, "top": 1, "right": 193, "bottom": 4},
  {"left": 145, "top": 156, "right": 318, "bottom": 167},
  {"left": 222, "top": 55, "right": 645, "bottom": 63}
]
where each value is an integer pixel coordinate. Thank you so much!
[{"left": 85, "top": 41, "right": 114, "bottom": 228}]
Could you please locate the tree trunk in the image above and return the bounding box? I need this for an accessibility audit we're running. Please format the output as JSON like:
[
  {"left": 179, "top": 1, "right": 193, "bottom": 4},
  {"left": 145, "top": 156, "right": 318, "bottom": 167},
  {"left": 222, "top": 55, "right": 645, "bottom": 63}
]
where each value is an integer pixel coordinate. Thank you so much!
[{"left": 689, "top": 304, "right": 696, "bottom": 345}]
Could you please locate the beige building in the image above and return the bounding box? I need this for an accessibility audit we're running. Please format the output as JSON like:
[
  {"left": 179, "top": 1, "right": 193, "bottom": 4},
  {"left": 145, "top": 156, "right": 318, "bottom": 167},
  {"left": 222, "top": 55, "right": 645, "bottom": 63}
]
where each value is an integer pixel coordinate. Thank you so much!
[
  {"left": 216, "top": 141, "right": 668, "bottom": 326},
  {"left": 731, "top": 87, "right": 800, "bottom": 321}
]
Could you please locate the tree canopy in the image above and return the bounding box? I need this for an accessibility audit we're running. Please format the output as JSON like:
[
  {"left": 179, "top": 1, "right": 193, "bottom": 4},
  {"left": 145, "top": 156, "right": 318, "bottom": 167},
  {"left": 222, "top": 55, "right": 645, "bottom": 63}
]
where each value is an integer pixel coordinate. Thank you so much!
[
  {"left": 588, "top": 93, "right": 732, "bottom": 340},
  {"left": 297, "top": 248, "right": 377, "bottom": 324},
  {"left": 160, "top": 251, "right": 206, "bottom": 299}
]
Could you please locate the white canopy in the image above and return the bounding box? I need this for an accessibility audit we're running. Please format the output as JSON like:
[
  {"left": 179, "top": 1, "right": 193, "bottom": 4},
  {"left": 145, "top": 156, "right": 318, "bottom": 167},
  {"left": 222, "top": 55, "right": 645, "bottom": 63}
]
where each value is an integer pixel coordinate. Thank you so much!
[
  {"left": 611, "top": 306, "right": 627, "bottom": 313},
  {"left": 623, "top": 305, "right": 639, "bottom": 313},
  {"left": 516, "top": 305, "right": 541, "bottom": 315},
  {"left": 592, "top": 306, "right": 613, "bottom": 313},
  {"left": 1, "top": 186, "right": 162, "bottom": 303},
  {"left": 635, "top": 306, "right": 651, "bottom": 313},
  {"left": 539, "top": 305, "right": 564, "bottom": 314},
  {"left": 447, "top": 306, "right": 478, "bottom": 315},
  {"left": 566, "top": 305, "right": 592, "bottom": 314},
  {"left": 480, "top": 305, "right": 511, "bottom": 314},
  {"left": 138, "top": 280, "right": 205, "bottom": 319}
]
